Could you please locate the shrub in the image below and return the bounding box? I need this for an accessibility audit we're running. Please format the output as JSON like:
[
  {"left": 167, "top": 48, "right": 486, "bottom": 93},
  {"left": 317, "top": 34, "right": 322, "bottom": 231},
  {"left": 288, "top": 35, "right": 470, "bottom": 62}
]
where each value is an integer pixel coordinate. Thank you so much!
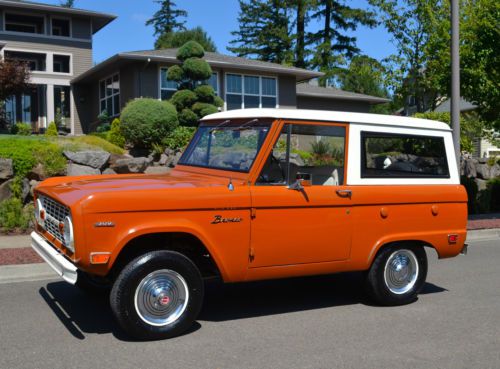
[
  {"left": 106, "top": 118, "right": 125, "bottom": 148},
  {"left": 461, "top": 176, "right": 478, "bottom": 214},
  {"left": 487, "top": 177, "right": 500, "bottom": 212},
  {"left": 33, "top": 144, "right": 66, "bottom": 177},
  {"left": 0, "top": 198, "right": 32, "bottom": 232},
  {"left": 182, "top": 58, "right": 212, "bottom": 81},
  {"left": 194, "top": 85, "right": 215, "bottom": 102},
  {"left": 192, "top": 102, "right": 217, "bottom": 117},
  {"left": 96, "top": 123, "right": 111, "bottom": 133},
  {"left": 170, "top": 90, "right": 197, "bottom": 111},
  {"left": 177, "top": 41, "right": 205, "bottom": 61},
  {"left": 120, "top": 98, "right": 178, "bottom": 149},
  {"left": 162, "top": 126, "right": 196, "bottom": 150},
  {"left": 15, "top": 122, "right": 31, "bottom": 136},
  {"left": 0, "top": 137, "right": 39, "bottom": 177},
  {"left": 167, "top": 65, "right": 184, "bottom": 82},
  {"left": 214, "top": 96, "right": 224, "bottom": 108},
  {"left": 178, "top": 109, "right": 199, "bottom": 126},
  {"left": 45, "top": 121, "right": 58, "bottom": 136}
]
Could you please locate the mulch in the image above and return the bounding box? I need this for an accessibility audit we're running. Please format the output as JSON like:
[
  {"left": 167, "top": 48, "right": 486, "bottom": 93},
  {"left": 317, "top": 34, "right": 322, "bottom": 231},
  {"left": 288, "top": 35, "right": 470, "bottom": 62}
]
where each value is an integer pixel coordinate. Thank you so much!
[{"left": 0, "top": 248, "right": 42, "bottom": 266}]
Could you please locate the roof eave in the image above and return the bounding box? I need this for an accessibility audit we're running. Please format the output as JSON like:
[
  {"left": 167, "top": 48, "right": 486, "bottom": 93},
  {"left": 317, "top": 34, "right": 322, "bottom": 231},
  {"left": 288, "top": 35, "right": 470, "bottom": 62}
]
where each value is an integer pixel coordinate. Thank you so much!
[{"left": 297, "top": 91, "right": 390, "bottom": 104}]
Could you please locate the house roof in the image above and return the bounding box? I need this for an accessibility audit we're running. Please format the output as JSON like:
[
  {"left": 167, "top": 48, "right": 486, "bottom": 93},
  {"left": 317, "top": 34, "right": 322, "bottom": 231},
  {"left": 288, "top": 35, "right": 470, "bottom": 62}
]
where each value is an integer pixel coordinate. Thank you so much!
[
  {"left": 296, "top": 83, "right": 390, "bottom": 105},
  {"left": 433, "top": 97, "right": 477, "bottom": 113},
  {"left": 0, "top": 0, "right": 116, "bottom": 33},
  {"left": 72, "top": 49, "right": 324, "bottom": 83},
  {"left": 201, "top": 108, "right": 451, "bottom": 132}
]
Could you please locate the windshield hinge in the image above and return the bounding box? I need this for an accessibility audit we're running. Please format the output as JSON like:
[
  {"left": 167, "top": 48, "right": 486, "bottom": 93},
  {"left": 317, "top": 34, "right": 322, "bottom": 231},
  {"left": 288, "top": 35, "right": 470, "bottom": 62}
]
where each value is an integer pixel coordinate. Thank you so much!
[
  {"left": 249, "top": 247, "right": 255, "bottom": 262},
  {"left": 250, "top": 207, "right": 257, "bottom": 219}
]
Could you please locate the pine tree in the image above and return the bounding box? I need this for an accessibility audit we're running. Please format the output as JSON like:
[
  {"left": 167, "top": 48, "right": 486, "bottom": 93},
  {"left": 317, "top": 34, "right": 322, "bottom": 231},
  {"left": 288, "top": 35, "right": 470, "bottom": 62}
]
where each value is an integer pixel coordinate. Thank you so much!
[
  {"left": 292, "top": 0, "right": 312, "bottom": 68},
  {"left": 228, "top": 0, "right": 293, "bottom": 65},
  {"left": 155, "top": 27, "right": 217, "bottom": 52},
  {"left": 146, "top": 0, "right": 187, "bottom": 36},
  {"left": 309, "top": 0, "right": 376, "bottom": 86}
]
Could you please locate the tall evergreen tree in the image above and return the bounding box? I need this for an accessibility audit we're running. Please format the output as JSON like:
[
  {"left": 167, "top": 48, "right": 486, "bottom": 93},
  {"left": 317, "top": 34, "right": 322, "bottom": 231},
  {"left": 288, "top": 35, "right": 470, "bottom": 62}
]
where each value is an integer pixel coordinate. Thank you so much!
[
  {"left": 292, "top": 0, "right": 312, "bottom": 68},
  {"left": 60, "top": 0, "right": 75, "bottom": 7},
  {"left": 155, "top": 27, "right": 217, "bottom": 52},
  {"left": 228, "top": 0, "right": 293, "bottom": 65},
  {"left": 146, "top": 0, "right": 187, "bottom": 36},
  {"left": 309, "top": 0, "right": 376, "bottom": 86}
]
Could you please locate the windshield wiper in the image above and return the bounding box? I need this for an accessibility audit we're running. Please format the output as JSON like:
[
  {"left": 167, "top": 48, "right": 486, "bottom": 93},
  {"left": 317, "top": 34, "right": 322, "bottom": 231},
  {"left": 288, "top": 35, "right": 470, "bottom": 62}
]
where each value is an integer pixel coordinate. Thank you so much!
[
  {"left": 229, "top": 118, "right": 259, "bottom": 131},
  {"left": 209, "top": 119, "right": 231, "bottom": 133}
]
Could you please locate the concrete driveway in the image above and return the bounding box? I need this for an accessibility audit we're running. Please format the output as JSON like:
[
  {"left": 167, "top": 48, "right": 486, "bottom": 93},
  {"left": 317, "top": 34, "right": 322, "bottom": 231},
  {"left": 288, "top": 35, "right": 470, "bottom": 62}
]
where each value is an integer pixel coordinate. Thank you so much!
[{"left": 0, "top": 237, "right": 499, "bottom": 369}]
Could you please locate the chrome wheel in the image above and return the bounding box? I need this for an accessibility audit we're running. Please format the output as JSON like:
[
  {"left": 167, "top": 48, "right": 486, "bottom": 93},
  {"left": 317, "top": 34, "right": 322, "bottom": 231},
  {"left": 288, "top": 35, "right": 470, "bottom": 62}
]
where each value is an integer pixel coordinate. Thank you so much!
[
  {"left": 134, "top": 269, "right": 189, "bottom": 327},
  {"left": 383, "top": 249, "right": 419, "bottom": 295}
]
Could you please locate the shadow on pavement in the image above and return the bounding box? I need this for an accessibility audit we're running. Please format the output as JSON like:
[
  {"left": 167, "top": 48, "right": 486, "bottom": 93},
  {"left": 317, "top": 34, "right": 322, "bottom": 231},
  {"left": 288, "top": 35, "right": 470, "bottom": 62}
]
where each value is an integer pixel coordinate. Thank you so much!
[{"left": 38, "top": 274, "right": 447, "bottom": 340}]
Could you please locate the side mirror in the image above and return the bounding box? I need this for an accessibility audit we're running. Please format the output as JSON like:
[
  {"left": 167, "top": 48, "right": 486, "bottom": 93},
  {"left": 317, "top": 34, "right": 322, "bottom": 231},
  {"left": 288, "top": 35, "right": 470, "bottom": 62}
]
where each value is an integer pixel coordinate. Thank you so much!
[{"left": 289, "top": 173, "right": 312, "bottom": 191}]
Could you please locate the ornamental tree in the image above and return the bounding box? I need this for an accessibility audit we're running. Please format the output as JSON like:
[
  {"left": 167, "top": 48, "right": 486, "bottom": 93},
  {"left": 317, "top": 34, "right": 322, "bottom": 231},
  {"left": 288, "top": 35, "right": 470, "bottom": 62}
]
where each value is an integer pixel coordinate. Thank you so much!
[{"left": 167, "top": 41, "right": 223, "bottom": 126}]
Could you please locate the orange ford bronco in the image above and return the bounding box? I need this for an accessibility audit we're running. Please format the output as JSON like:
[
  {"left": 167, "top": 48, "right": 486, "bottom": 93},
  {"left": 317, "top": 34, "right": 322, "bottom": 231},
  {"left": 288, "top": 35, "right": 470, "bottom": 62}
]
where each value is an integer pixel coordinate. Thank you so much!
[{"left": 31, "top": 109, "right": 468, "bottom": 339}]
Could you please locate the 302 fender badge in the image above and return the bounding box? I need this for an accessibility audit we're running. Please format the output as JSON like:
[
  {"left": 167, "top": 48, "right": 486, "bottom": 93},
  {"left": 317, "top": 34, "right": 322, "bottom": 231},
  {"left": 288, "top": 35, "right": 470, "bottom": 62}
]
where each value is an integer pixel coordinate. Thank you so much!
[
  {"left": 211, "top": 215, "right": 242, "bottom": 224},
  {"left": 94, "top": 221, "right": 115, "bottom": 228}
]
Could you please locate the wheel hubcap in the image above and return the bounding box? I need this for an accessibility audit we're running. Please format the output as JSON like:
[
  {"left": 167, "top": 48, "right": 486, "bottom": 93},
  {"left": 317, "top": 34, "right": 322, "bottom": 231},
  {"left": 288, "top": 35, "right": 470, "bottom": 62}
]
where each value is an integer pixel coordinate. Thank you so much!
[
  {"left": 134, "top": 269, "right": 189, "bottom": 326},
  {"left": 383, "top": 250, "right": 419, "bottom": 294}
]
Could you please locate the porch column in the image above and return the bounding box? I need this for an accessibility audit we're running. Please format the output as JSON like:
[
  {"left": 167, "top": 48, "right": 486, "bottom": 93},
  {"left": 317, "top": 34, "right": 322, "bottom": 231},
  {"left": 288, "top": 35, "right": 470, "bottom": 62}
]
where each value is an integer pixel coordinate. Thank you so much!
[{"left": 46, "top": 84, "right": 54, "bottom": 127}]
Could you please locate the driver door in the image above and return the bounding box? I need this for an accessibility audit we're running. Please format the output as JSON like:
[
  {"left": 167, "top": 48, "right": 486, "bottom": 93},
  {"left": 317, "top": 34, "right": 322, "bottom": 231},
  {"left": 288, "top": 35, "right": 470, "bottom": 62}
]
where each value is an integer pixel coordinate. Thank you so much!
[{"left": 249, "top": 122, "right": 352, "bottom": 268}]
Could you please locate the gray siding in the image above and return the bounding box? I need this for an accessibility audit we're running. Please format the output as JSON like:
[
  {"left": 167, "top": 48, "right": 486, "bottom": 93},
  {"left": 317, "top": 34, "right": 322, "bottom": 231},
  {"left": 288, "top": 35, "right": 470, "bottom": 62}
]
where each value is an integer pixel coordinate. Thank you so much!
[
  {"left": 0, "top": 10, "right": 3, "bottom": 31},
  {"left": 278, "top": 76, "right": 297, "bottom": 109},
  {"left": 120, "top": 64, "right": 137, "bottom": 108},
  {"left": 72, "top": 17, "right": 91, "bottom": 40},
  {"left": 297, "top": 96, "right": 371, "bottom": 113},
  {"left": 138, "top": 63, "right": 160, "bottom": 98}
]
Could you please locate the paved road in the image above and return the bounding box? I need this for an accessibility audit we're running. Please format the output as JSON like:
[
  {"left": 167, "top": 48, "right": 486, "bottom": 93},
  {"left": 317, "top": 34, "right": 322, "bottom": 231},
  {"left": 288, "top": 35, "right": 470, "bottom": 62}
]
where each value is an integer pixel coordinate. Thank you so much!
[{"left": 0, "top": 238, "right": 499, "bottom": 369}]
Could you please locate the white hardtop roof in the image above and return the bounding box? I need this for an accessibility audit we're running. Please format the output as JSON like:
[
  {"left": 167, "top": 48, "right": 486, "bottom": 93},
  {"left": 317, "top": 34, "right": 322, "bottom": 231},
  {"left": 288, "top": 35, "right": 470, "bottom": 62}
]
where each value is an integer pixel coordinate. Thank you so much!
[{"left": 201, "top": 109, "right": 451, "bottom": 131}]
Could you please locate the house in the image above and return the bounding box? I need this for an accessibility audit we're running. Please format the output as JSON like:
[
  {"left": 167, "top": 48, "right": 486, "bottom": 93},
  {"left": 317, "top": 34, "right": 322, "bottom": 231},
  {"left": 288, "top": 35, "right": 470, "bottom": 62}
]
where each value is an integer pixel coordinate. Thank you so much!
[
  {"left": 1, "top": 0, "right": 389, "bottom": 135},
  {"left": 0, "top": 0, "right": 115, "bottom": 132}
]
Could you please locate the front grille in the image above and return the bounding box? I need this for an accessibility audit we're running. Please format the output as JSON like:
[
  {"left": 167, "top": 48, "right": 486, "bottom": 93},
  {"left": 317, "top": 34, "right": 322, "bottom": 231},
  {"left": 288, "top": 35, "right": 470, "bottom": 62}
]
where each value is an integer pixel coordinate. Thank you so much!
[{"left": 40, "top": 195, "right": 70, "bottom": 246}]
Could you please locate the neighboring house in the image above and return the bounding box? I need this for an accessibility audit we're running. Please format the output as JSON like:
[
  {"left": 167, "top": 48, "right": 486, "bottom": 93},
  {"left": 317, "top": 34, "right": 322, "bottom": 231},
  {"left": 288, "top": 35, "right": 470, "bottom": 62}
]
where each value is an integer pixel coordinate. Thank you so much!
[
  {"left": 1, "top": 1, "right": 388, "bottom": 135},
  {"left": 0, "top": 0, "right": 115, "bottom": 132},
  {"left": 434, "top": 97, "right": 500, "bottom": 158}
]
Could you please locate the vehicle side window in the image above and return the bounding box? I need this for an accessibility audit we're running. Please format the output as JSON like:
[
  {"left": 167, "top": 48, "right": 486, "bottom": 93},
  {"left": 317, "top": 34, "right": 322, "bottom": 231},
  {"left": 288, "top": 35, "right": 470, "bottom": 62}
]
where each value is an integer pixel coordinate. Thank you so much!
[
  {"left": 258, "top": 124, "right": 346, "bottom": 186},
  {"left": 361, "top": 132, "right": 449, "bottom": 178}
]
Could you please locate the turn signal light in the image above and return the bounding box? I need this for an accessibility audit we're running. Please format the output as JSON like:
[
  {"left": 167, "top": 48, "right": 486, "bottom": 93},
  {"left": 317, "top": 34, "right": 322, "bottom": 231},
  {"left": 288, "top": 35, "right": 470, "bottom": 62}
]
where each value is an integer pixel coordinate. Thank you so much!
[
  {"left": 448, "top": 234, "right": 458, "bottom": 244},
  {"left": 90, "top": 253, "right": 111, "bottom": 264}
]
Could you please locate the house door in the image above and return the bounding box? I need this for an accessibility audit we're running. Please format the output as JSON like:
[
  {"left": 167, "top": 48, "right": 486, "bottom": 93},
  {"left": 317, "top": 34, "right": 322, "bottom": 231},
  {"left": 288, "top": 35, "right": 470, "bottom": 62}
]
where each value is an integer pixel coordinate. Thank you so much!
[{"left": 250, "top": 122, "right": 352, "bottom": 268}]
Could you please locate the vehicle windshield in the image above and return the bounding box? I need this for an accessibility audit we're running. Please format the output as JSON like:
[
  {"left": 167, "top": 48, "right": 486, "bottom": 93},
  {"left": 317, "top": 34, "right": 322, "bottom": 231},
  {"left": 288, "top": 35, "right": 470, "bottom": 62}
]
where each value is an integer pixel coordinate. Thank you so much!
[{"left": 178, "top": 120, "right": 271, "bottom": 172}]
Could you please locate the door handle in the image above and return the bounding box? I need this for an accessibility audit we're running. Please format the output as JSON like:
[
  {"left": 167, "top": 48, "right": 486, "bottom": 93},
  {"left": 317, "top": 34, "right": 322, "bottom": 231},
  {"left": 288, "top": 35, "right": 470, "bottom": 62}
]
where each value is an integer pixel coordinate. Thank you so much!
[{"left": 336, "top": 189, "right": 352, "bottom": 199}]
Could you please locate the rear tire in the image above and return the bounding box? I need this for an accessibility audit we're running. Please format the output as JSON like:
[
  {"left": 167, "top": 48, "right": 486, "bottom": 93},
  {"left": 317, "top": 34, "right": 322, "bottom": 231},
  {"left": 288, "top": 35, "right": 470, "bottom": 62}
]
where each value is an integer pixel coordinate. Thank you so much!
[
  {"left": 110, "top": 250, "right": 204, "bottom": 340},
  {"left": 366, "top": 245, "right": 427, "bottom": 306}
]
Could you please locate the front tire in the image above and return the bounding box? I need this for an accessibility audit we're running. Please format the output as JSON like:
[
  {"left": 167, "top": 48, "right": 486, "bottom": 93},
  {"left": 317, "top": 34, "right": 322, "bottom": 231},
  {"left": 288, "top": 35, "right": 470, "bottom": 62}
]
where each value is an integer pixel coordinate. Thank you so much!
[
  {"left": 110, "top": 250, "right": 204, "bottom": 340},
  {"left": 366, "top": 245, "right": 427, "bottom": 306}
]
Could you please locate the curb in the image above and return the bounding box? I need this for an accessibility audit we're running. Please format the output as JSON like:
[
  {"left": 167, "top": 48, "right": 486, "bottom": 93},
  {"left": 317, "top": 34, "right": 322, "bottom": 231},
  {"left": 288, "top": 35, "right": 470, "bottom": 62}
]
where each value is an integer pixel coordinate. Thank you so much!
[
  {"left": 0, "top": 263, "right": 57, "bottom": 285},
  {"left": 466, "top": 228, "right": 500, "bottom": 242}
]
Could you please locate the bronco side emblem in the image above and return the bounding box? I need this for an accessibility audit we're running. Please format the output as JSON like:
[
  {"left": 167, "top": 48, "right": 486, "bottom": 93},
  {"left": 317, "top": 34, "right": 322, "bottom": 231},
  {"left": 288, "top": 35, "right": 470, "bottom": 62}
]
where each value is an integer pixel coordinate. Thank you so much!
[{"left": 211, "top": 215, "right": 242, "bottom": 224}]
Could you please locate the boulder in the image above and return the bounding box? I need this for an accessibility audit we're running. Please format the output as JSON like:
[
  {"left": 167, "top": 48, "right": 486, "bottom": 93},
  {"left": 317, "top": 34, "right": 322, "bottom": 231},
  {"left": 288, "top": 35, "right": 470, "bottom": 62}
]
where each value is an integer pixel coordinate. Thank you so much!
[
  {"left": 29, "top": 180, "right": 40, "bottom": 197},
  {"left": 490, "top": 164, "right": 500, "bottom": 179},
  {"left": 102, "top": 168, "right": 117, "bottom": 175},
  {"left": 66, "top": 163, "right": 101, "bottom": 176},
  {"left": 475, "top": 178, "right": 488, "bottom": 192},
  {"left": 164, "top": 148, "right": 175, "bottom": 157},
  {"left": 170, "top": 152, "right": 183, "bottom": 167},
  {"left": 63, "top": 150, "right": 110, "bottom": 170},
  {"left": 144, "top": 166, "right": 171, "bottom": 175},
  {"left": 27, "top": 163, "right": 47, "bottom": 181},
  {"left": 21, "top": 178, "right": 30, "bottom": 203},
  {"left": 477, "top": 157, "right": 488, "bottom": 164},
  {"left": 159, "top": 154, "right": 169, "bottom": 166},
  {"left": 463, "top": 159, "right": 477, "bottom": 178},
  {"left": 0, "top": 158, "right": 14, "bottom": 180},
  {"left": 476, "top": 164, "right": 491, "bottom": 180},
  {"left": 0, "top": 179, "right": 13, "bottom": 202},
  {"left": 108, "top": 153, "right": 132, "bottom": 167},
  {"left": 111, "top": 157, "right": 149, "bottom": 174}
]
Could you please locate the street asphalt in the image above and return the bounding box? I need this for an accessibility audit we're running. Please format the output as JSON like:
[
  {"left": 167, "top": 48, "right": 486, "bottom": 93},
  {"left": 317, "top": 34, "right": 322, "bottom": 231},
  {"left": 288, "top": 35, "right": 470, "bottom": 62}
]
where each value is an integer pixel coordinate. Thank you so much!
[{"left": 0, "top": 237, "right": 499, "bottom": 369}]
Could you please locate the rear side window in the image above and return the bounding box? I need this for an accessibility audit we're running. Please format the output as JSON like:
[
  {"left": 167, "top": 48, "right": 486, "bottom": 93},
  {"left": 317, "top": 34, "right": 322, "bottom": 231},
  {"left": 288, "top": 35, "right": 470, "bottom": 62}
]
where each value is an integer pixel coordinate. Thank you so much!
[{"left": 361, "top": 132, "right": 449, "bottom": 178}]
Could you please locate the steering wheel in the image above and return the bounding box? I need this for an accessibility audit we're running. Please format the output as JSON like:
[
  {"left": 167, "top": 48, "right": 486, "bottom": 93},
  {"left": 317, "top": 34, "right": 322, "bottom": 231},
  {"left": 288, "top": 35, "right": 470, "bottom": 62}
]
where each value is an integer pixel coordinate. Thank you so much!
[{"left": 258, "top": 151, "right": 286, "bottom": 183}]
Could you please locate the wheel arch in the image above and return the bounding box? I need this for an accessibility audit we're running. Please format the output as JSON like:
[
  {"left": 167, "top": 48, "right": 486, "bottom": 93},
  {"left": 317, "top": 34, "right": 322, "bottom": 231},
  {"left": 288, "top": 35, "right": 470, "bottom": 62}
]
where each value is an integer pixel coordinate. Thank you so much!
[{"left": 367, "top": 237, "right": 436, "bottom": 267}]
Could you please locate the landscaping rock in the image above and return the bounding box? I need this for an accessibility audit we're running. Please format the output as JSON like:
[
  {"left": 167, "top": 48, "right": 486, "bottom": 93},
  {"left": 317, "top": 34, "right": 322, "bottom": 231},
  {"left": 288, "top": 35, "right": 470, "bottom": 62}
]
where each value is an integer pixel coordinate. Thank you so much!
[
  {"left": 475, "top": 178, "right": 488, "bottom": 192},
  {"left": 144, "top": 166, "right": 171, "bottom": 175},
  {"left": 21, "top": 178, "right": 30, "bottom": 203},
  {"left": 0, "top": 179, "right": 13, "bottom": 202},
  {"left": 108, "top": 153, "right": 132, "bottom": 167},
  {"left": 170, "top": 152, "right": 183, "bottom": 167},
  {"left": 111, "top": 157, "right": 149, "bottom": 174},
  {"left": 490, "top": 164, "right": 500, "bottom": 178},
  {"left": 63, "top": 150, "right": 110, "bottom": 170},
  {"left": 477, "top": 157, "right": 488, "bottom": 164},
  {"left": 476, "top": 164, "right": 491, "bottom": 180},
  {"left": 66, "top": 163, "right": 101, "bottom": 176},
  {"left": 102, "top": 168, "right": 117, "bottom": 175},
  {"left": 29, "top": 180, "right": 40, "bottom": 197},
  {"left": 463, "top": 159, "right": 477, "bottom": 178},
  {"left": 27, "top": 163, "right": 47, "bottom": 181},
  {"left": 0, "top": 158, "right": 14, "bottom": 181},
  {"left": 159, "top": 154, "right": 169, "bottom": 166}
]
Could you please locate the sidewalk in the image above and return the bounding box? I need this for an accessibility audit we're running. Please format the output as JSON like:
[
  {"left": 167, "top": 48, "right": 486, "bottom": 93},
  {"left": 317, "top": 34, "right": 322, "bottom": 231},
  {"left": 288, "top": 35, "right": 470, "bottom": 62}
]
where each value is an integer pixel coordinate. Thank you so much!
[{"left": 1, "top": 214, "right": 499, "bottom": 268}]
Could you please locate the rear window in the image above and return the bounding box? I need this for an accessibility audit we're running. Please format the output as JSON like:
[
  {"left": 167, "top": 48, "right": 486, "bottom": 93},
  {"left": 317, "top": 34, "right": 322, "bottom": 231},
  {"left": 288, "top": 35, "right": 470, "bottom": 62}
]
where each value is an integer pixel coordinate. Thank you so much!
[{"left": 361, "top": 132, "right": 449, "bottom": 178}]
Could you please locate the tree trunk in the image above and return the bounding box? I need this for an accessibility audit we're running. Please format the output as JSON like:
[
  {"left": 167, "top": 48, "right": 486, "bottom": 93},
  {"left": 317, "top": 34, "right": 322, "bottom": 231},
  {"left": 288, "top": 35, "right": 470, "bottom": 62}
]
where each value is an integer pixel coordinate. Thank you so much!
[
  {"left": 295, "top": 0, "right": 306, "bottom": 68},
  {"left": 319, "top": 0, "right": 332, "bottom": 87}
]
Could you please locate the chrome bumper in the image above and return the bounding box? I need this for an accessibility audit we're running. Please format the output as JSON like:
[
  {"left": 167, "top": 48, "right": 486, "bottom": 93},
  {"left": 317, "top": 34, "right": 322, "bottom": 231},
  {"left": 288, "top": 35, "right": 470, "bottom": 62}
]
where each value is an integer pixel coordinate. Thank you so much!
[{"left": 30, "top": 231, "right": 78, "bottom": 284}]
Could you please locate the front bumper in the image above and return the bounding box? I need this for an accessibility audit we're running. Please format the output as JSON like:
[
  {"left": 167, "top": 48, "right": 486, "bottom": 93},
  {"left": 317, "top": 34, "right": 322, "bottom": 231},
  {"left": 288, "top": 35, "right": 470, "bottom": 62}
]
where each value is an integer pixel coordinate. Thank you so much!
[{"left": 30, "top": 231, "right": 78, "bottom": 284}]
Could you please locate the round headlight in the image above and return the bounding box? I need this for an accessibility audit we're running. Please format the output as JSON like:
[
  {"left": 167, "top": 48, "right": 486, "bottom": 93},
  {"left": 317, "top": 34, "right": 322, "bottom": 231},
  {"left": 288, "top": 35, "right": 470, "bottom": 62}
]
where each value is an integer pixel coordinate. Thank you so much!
[
  {"left": 63, "top": 216, "right": 74, "bottom": 252},
  {"left": 35, "top": 198, "right": 44, "bottom": 226}
]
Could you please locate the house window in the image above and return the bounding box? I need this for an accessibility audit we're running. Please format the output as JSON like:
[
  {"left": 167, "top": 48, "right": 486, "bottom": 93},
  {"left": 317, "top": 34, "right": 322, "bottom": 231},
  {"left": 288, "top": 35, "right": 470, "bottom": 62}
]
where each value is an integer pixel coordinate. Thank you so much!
[
  {"left": 54, "top": 85, "right": 71, "bottom": 127},
  {"left": 160, "top": 68, "right": 219, "bottom": 100},
  {"left": 226, "top": 74, "right": 277, "bottom": 110},
  {"left": 4, "top": 51, "right": 46, "bottom": 71},
  {"left": 99, "top": 73, "right": 120, "bottom": 116},
  {"left": 51, "top": 18, "right": 70, "bottom": 37},
  {"left": 53, "top": 55, "right": 70, "bottom": 73},
  {"left": 5, "top": 13, "right": 45, "bottom": 34}
]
